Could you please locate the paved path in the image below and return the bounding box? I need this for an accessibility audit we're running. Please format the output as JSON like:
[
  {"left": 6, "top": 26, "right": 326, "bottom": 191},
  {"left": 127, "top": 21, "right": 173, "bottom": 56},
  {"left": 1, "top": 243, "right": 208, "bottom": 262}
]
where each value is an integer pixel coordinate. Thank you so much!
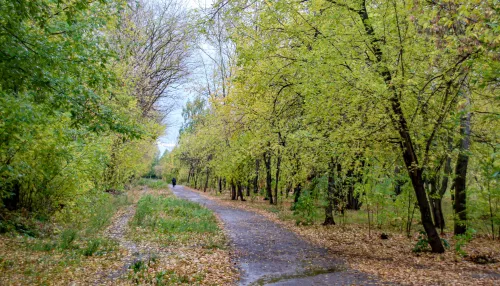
[{"left": 171, "top": 185, "right": 378, "bottom": 286}]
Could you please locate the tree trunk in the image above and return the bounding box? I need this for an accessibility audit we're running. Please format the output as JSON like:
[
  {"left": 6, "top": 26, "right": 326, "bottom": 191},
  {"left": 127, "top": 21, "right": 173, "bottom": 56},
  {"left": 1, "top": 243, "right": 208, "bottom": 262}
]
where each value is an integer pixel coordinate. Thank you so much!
[
  {"left": 428, "top": 176, "right": 445, "bottom": 232},
  {"left": 263, "top": 150, "right": 273, "bottom": 204},
  {"left": 218, "top": 177, "right": 222, "bottom": 193},
  {"left": 345, "top": 169, "right": 362, "bottom": 210},
  {"left": 204, "top": 168, "right": 209, "bottom": 192},
  {"left": 246, "top": 179, "right": 251, "bottom": 196},
  {"left": 393, "top": 165, "right": 404, "bottom": 197},
  {"left": 274, "top": 152, "right": 281, "bottom": 205},
  {"left": 231, "top": 180, "right": 236, "bottom": 200},
  {"left": 187, "top": 167, "right": 192, "bottom": 184},
  {"left": 194, "top": 171, "right": 198, "bottom": 189},
  {"left": 254, "top": 159, "right": 260, "bottom": 194},
  {"left": 237, "top": 182, "right": 246, "bottom": 201},
  {"left": 357, "top": 0, "right": 444, "bottom": 252},
  {"left": 323, "top": 158, "right": 336, "bottom": 226},
  {"left": 291, "top": 183, "right": 302, "bottom": 210},
  {"left": 453, "top": 98, "right": 471, "bottom": 235},
  {"left": 430, "top": 140, "right": 452, "bottom": 232}
]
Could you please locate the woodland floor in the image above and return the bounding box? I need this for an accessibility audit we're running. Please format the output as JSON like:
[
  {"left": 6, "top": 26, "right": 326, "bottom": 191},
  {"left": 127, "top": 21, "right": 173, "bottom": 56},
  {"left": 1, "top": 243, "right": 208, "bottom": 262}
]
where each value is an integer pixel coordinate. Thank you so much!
[
  {"left": 177, "top": 185, "right": 500, "bottom": 286},
  {"left": 171, "top": 185, "right": 378, "bottom": 285}
]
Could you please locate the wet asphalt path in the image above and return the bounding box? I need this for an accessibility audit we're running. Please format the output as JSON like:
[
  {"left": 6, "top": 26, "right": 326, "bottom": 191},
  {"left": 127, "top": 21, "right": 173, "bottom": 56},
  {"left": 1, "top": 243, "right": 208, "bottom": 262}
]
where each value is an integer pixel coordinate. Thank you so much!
[{"left": 171, "top": 185, "right": 378, "bottom": 285}]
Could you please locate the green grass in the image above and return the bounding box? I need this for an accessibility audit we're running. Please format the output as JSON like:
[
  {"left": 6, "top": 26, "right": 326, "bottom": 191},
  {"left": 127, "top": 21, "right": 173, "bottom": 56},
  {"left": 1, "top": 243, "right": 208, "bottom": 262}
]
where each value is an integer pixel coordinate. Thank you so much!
[
  {"left": 131, "top": 194, "right": 222, "bottom": 247},
  {"left": 18, "top": 191, "right": 125, "bottom": 259},
  {"left": 137, "top": 178, "right": 170, "bottom": 189}
]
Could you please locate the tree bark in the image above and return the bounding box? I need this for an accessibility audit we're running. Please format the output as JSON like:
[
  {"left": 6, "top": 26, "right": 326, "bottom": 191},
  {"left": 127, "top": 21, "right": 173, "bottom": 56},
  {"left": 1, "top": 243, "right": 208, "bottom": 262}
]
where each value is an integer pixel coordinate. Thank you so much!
[
  {"left": 292, "top": 183, "right": 302, "bottom": 210},
  {"left": 274, "top": 152, "right": 281, "bottom": 205},
  {"left": 254, "top": 159, "right": 260, "bottom": 194},
  {"left": 231, "top": 180, "right": 236, "bottom": 200},
  {"left": 430, "top": 139, "right": 452, "bottom": 232},
  {"left": 246, "top": 179, "right": 251, "bottom": 196},
  {"left": 204, "top": 168, "right": 209, "bottom": 192},
  {"left": 355, "top": 0, "right": 444, "bottom": 253},
  {"left": 237, "top": 181, "right": 246, "bottom": 201},
  {"left": 453, "top": 97, "right": 471, "bottom": 235},
  {"left": 263, "top": 150, "right": 273, "bottom": 204},
  {"left": 323, "top": 158, "right": 336, "bottom": 225}
]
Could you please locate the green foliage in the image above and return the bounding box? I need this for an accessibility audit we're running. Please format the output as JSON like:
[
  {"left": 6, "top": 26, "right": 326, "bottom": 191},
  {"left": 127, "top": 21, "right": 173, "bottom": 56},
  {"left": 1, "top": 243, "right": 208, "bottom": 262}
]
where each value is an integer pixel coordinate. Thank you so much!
[
  {"left": 455, "top": 228, "right": 477, "bottom": 257},
  {"left": 169, "top": 0, "right": 499, "bottom": 254},
  {"left": 82, "top": 238, "right": 102, "bottom": 256},
  {"left": 0, "top": 0, "right": 162, "bottom": 219},
  {"left": 58, "top": 229, "right": 78, "bottom": 250},
  {"left": 413, "top": 231, "right": 431, "bottom": 253},
  {"left": 137, "top": 178, "right": 170, "bottom": 190},
  {"left": 293, "top": 191, "right": 317, "bottom": 226},
  {"left": 413, "top": 231, "right": 451, "bottom": 253}
]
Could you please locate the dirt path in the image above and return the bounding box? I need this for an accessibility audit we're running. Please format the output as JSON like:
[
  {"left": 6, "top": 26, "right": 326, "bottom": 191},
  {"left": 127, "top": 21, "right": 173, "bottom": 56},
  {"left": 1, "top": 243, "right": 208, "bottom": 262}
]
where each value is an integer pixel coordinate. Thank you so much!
[
  {"left": 171, "top": 185, "right": 379, "bottom": 286},
  {"left": 95, "top": 188, "right": 153, "bottom": 284}
]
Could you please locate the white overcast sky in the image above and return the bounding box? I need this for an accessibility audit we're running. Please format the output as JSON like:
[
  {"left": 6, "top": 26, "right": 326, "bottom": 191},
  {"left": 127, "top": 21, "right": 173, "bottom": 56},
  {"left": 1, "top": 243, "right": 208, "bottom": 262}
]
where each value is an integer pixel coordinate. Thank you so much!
[{"left": 157, "top": 0, "right": 214, "bottom": 156}]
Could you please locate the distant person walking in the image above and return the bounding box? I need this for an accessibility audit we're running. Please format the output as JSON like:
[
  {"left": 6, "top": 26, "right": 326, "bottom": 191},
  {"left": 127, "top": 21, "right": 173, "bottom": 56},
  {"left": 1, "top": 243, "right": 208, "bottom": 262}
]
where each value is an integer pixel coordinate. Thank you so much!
[{"left": 171, "top": 177, "right": 176, "bottom": 188}]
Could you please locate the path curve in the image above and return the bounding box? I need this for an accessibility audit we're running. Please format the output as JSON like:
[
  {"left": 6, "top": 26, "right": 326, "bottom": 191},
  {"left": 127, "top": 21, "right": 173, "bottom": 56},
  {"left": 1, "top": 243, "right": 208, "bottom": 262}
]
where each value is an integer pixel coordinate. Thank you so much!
[{"left": 171, "top": 185, "right": 378, "bottom": 286}]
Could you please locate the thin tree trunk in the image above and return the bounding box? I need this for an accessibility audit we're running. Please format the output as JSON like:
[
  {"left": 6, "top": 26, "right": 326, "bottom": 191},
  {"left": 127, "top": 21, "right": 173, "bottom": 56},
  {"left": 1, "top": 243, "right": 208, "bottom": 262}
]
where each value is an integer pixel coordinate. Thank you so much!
[
  {"left": 431, "top": 139, "right": 452, "bottom": 233},
  {"left": 263, "top": 150, "right": 273, "bottom": 204},
  {"left": 393, "top": 165, "right": 404, "bottom": 197},
  {"left": 237, "top": 182, "right": 246, "bottom": 201},
  {"left": 274, "top": 152, "right": 281, "bottom": 205},
  {"left": 231, "top": 180, "right": 236, "bottom": 200},
  {"left": 246, "top": 179, "right": 251, "bottom": 196},
  {"left": 453, "top": 96, "right": 471, "bottom": 235},
  {"left": 204, "top": 168, "right": 209, "bottom": 192},
  {"left": 218, "top": 177, "right": 222, "bottom": 193},
  {"left": 254, "top": 159, "right": 260, "bottom": 194},
  {"left": 292, "top": 183, "right": 302, "bottom": 210},
  {"left": 187, "top": 167, "right": 192, "bottom": 184},
  {"left": 323, "top": 158, "right": 336, "bottom": 226},
  {"left": 357, "top": 0, "right": 444, "bottom": 252}
]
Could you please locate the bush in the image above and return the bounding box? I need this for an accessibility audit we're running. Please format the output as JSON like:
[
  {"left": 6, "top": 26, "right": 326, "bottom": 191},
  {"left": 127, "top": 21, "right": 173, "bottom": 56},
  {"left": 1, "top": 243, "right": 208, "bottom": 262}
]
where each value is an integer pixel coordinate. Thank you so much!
[
  {"left": 293, "top": 191, "right": 317, "bottom": 226},
  {"left": 82, "top": 239, "right": 101, "bottom": 256},
  {"left": 59, "top": 229, "right": 78, "bottom": 250}
]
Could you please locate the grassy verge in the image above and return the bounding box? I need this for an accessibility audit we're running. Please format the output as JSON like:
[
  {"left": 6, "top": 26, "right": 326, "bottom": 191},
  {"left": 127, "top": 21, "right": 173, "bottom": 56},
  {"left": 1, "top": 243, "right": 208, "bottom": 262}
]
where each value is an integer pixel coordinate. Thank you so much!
[
  {"left": 0, "top": 192, "right": 129, "bottom": 285},
  {"left": 125, "top": 188, "right": 234, "bottom": 285}
]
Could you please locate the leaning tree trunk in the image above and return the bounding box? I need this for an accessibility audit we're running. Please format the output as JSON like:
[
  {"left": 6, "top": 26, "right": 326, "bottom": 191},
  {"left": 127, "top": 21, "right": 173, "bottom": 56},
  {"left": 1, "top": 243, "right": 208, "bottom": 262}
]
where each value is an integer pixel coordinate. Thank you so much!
[
  {"left": 263, "top": 150, "right": 273, "bottom": 204},
  {"left": 453, "top": 99, "right": 471, "bottom": 235},
  {"left": 356, "top": 0, "right": 444, "bottom": 253},
  {"left": 323, "top": 158, "right": 336, "bottom": 226}
]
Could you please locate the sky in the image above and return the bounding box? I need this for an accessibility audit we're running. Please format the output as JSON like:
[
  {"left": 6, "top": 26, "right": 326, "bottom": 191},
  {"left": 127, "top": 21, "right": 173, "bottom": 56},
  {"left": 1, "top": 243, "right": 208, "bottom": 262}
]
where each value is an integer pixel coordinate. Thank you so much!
[{"left": 156, "top": 0, "right": 214, "bottom": 156}]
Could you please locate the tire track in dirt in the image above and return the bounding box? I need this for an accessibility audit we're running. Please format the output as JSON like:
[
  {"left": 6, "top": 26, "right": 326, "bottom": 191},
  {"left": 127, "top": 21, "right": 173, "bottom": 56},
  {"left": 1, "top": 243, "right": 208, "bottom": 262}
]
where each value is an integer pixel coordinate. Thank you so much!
[{"left": 171, "top": 185, "right": 380, "bottom": 286}]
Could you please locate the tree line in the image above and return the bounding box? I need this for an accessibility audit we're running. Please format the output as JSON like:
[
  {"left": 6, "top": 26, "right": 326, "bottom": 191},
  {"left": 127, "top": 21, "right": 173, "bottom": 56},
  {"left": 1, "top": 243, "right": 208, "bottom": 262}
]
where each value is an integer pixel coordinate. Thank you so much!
[
  {"left": 0, "top": 0, "right": 193, "bottom": 217},
  {"left": 159, "top": 0, "right": 499, "bottom": 253}
]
